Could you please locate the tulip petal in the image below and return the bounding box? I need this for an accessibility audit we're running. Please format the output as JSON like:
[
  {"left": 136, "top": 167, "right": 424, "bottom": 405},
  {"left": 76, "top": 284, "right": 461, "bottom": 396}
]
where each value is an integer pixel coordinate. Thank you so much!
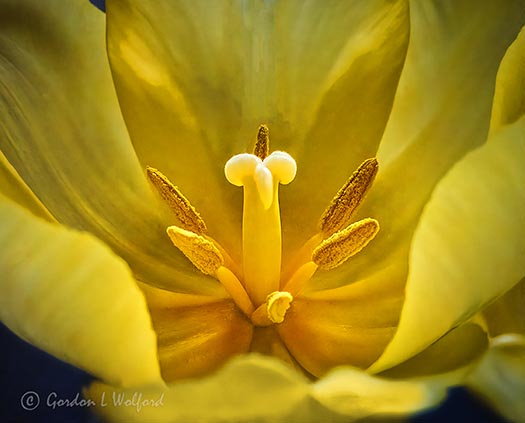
[
  {"left": 490, "top": 27, "right": 525, "bottom": 134},
  {"left": 139, "top": 283, "right": 253, "bottom": 381},
  {"left": 0, "top": 195, "right": 161, "bottom": 387},
  {"left": 466, "top": 334, "right": 525, "bottom": 423},
  {"left": 278, "top": 280, "right": 402, "bottom": 377},
  {"left": 87, "top": 354, "right": 314, "bottom": 423},
  {"left": 369, "top": 120, "right": 525, "bottom": 372},
  {"left": 0, "top": 0, "right": 223, "bottom": 295},
  {"left": 0, "top": 150, "right": 54, "bottom": 222},
  {"left": 483, "top": 278, "right": 525, "bottom": 336},
  {"left": 279, "top": 0, "right": 409, "bottom": 252},
  {"left": 312, "top": 372, "right": 447, "bottom": 419},
  {"left": 87, "top": 351, "right": 448, "bottom": 423},
  {"left": 307, "top": 0, "right": 525, "bottom": 292},
  {"left": 105, "top": 0, "right": 410, "bottom": 258},
  {"left": 380, "top": 324, "right": 488, "bottom": 378}
]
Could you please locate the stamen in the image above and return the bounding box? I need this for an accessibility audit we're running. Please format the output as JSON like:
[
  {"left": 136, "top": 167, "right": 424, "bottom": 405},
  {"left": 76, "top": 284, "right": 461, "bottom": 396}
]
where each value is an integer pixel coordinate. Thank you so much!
[
  {"left": 282, "top": 261, "right": 318, "bottom": 296},
  {"left": 166, "top": 225, "right": 223, "bottom": 275},
  {"left": 251, "top": 291, "right": 293, "bottom": 327},
  {"left": 147, "top": 167, "right": 207, "bottom": 234},
  {"left": 215, "top": 267, "right": 255, "bottom": 316},
  {"left": 253, "top": 124, "right": 270, "bottom": 160},
  {"left": 319, "top": 158, "right": 378, "bottom": 236},
  {"left": 312, "top": 218, "right": 380, "bottom": 270}
]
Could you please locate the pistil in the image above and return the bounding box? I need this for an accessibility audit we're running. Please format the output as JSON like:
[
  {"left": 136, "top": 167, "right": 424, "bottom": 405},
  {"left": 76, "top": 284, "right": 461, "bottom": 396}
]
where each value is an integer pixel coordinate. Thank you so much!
[{"left": 225, "top": 150, "right": 296, "bottom": 306}]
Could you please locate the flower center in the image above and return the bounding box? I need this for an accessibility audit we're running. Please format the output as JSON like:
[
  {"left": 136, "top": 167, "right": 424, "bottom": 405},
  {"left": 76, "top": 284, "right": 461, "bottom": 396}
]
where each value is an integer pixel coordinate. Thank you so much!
[{"left": 147, "top": 125, "right": 380, "bottom": 327}]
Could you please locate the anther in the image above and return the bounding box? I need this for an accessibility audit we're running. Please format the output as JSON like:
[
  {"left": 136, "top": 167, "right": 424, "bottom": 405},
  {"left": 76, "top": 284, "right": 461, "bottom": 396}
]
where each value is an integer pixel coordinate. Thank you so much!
[
  {"left": 147, "top": 167, "right": 207, "bottom": 234},
  {"left": 166, "top": 226, "right": 223, "bottom": 275},
  {"left": 251, "top": 291, "right": 293, "bottom": 327},
  {"left": 313, "top": 218, "right": 380, "bottom": 270},
  {"left": 253, "top": 124, "right": 270, "bottom": 160},
  {"left": 319, "top": 158, "right": 378, "bottom": 236}
]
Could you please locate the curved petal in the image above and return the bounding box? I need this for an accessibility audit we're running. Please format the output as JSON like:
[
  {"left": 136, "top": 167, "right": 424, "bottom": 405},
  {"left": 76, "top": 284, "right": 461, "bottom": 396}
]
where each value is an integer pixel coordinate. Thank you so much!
[
  {"left": 0, "top": 194, "right": 161, "bottom": 387},
  {"left": 278, "top": 280, "right": 402, "bottom": 377},
  {"left": 312, "top": 368, "right": 447, "bottom": 420},
  {"left": 0, "top": 150, "right": 54, "bottom": 222},
  {"left": 369, "top": 120, "right": 525, "bottom": 373},
  {"left": 466, "top": 334, "right": 525, "bottom": 423},
  {"left": 87, "top": 352, "right": 446, "bottom": 423},
  {"left": 87, "top": 354, "right": 314, "bottom": 423},
  {"left": 380, "top": 323, "right": 488, "bottom": 378},
  {"left": 483, "top": 278, "right": 525, "bottom": 336},
  {"left": 280, "top": 0, "right": 409, "bottom": 253},
  {"left": 105, "top": 0, "right": 410, "bottom": 258},
  {"left": 490, "top": 27, "right": 525, "bottom": 134},
  {"left": 306, "top": 0, "right": 525, "bottom": 292},
  {"left": 86, "top": 333, "right": 522, "bottom": 422},
  {"left": 0, "top": 0, "right": 221, "bottom": 295},
  {"left": 139, "top": 283, "right": 253, "bottom": 381}
]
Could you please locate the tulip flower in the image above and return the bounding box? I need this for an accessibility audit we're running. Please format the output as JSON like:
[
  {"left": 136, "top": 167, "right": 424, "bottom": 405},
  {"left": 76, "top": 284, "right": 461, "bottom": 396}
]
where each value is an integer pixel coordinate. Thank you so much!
[{"left": 1, "top": 0, "right": 524, "bottom": 422}]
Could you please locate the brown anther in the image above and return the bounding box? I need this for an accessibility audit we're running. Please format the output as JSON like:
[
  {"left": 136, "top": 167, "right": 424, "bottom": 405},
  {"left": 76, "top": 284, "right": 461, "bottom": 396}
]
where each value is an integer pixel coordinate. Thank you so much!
[
  {"left": 166, "top": 226, "right": 223, "bottom": 275},
  {"left": 253, "top": 124, "right": 270, "bottom": 160},
  {"left": 313, "top": 218, "right": 379, "bottom": 270},
  {"left": 319, "top": 158, "right": 378, "bottom": 236},
  {"left": 147, "top": 167, "right": 207, "bottom": 234}
]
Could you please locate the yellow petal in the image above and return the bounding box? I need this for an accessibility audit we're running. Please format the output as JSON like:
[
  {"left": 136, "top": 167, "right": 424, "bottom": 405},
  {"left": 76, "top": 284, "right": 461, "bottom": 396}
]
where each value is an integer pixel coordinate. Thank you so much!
[
  {"left": 279, "top": 0, "right": 410, "bottom": 253},
  {"left": 310, "top": 0, "right": 525, "bottom": 292},
  {"left": 278, "top": 281, "right": 402, "bottom": 377},
  {"left": 139, "top": 283, "right": 252, "bottom": 381},
  {"left": 0, "top": 0, "right": 222, "bottom": 295},
  {"left": 466, "top": 334, "right": 525, "bottom": 423},
  {"left": 0, "top": 195, "right": 161, "bottom": 387},
  {"left": 312, "top": 368, "right": 447, "bottom": 419},
  {"left": 86, "top": 354, "right": 313, "bottom": 423},
  {"left": 0, "top": 150, "right": 54, "bottom": 222},
  {"left": 106, "top": 1, "right": 410, "bottom": 259},
  {"left": 312, "top": 332, "right": 523, "bottom": 420},
  {"left": 483, "top": 277, "right": 525, "bottom": 336},
  {"left": 490, "top": 27, "right": 525, "bottom": 134},
  {"left": 370, "top": 120, "right": 525, "bottom": 373},
  {"left": 380, "top": 323, "right": 488, "bottom": 378}
]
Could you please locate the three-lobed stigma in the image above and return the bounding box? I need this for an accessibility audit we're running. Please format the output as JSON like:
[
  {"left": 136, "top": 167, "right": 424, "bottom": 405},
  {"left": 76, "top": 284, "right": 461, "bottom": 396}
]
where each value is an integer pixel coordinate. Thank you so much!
[{"left": 147, "top": 126, "right": 380, "bottom": 326}]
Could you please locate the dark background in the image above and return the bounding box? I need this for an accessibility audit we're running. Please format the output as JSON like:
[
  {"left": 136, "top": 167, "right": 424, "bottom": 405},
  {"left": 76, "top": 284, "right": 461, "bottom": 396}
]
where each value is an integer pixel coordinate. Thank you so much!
[{"left": 0, "top": 323, "right": 509, "bottom": 423}]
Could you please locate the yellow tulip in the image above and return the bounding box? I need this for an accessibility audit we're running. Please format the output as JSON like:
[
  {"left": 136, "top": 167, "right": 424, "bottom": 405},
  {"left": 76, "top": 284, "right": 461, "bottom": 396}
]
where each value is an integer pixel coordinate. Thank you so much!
[{"left": 1, "top": 0, "right": 524, "bottom": 422}]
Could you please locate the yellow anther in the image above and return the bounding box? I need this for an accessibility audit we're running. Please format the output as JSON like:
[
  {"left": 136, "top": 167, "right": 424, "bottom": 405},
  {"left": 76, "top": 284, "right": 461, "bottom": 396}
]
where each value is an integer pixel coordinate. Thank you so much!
[
  {"left": 251, "top": 291, "right": 293, "bottom": 327},
  {"left": 147, "top": 167, "right": 207, "bottom": 234},
  {"left": 319, "top": 158, "right": 378, "bottom": 236},
  {"left": 313, "top": 218, "right": 380, "bottom": 270},
  {"left": 166, "top": 225, "right": 223, "bottom": 275},
  {"left": 253, "top": 124, "right": 270, "bottom": 160},
  {"left": 266, "top": 291, "right": 293, "bottom": 323}
]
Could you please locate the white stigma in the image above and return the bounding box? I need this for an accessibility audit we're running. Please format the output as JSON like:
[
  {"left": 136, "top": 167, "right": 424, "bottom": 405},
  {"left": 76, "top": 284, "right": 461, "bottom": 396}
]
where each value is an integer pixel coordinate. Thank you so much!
[{"left": 225, "top": 151, "right": 297, "bottom": 210}]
